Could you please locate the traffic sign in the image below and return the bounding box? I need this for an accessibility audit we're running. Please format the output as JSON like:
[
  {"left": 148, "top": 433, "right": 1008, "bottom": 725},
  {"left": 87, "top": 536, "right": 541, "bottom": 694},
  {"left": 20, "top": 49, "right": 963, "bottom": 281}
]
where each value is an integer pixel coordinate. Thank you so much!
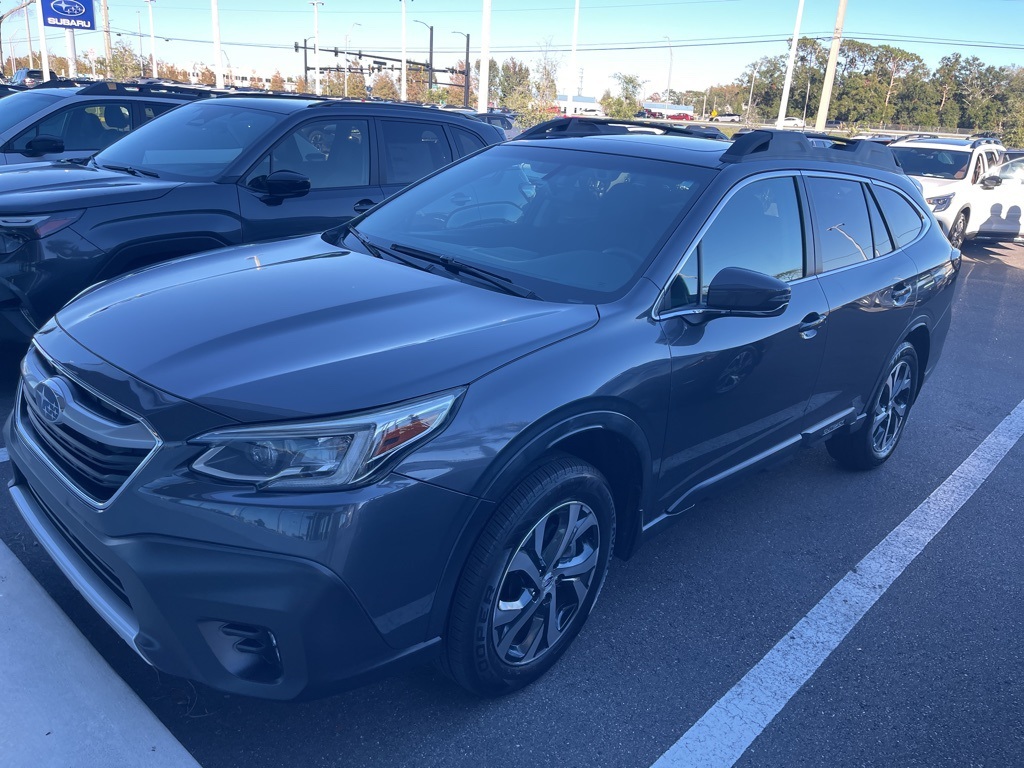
[{"left": 42, "top": 0, "right": 96, "bottom": 31}]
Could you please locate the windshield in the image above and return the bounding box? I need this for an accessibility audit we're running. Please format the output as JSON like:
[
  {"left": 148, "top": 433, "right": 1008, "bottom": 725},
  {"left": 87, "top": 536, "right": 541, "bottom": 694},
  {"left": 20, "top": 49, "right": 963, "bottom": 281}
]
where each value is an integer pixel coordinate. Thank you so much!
[
  {"left": 354, "top": 144, "right": 711, "bottom": 303},
  {"left": 94, "top": 102, "right": 282, "bottom": 180},
  {"left": 891, "top": 146, "right": 971, "bottom": 180},
  {"left": 0, "top": 90, "right": 63, "bottom": 135}
]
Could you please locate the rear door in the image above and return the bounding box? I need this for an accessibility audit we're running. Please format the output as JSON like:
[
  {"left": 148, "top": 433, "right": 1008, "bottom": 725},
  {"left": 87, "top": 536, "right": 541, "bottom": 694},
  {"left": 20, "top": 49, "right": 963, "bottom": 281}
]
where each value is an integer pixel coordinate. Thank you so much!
[
  {"left": 238, "top": 116, "right": 382, "bottom": 242},
  {"left": 803, "top": 173, "right": 922, "bottom": 428},
  {"left": 975, "top": 159, "right": 1024, "bottom": 239}
]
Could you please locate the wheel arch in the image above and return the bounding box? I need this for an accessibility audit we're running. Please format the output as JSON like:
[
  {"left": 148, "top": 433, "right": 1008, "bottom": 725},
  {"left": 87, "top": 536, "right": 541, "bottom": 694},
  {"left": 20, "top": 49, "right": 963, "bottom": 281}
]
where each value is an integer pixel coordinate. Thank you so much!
[
  {"left": 904, "top": 322, "right": 931, "bottom": 396},
  {"left": 426, "top": 407, "right": 654, "bottom": 639}
]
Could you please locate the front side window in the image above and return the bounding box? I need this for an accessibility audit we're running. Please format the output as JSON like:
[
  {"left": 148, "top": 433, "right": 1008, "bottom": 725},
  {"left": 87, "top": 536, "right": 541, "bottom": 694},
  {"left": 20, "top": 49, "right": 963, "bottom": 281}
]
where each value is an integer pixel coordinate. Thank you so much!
[
  {"left": 0, "top": 91, "right": 62, "bottom": 137},
  {"left": 807, "top": 177, "right": 874, "bottom": 272},
  {"left": 244, "top": 118, "right": 370, "bottom": 191},
  {"left": 380, "top": 120, "right": 453, "bottom": 185},
  {"left": 11, "top": 102, "right": 132, "bottom": 151},
  {"left": 665, "top": 176, "right": 805, "bottom": 311},
  {"left": 95, "top": 102, "right": 281, "bottom": 180},
  {"left": 355, "top": 143, "right": 711, "bottom": 303}
]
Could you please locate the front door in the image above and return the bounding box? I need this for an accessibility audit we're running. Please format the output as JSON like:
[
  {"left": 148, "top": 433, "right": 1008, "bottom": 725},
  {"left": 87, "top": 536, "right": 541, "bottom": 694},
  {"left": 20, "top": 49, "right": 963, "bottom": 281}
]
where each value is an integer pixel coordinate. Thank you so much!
[
  {"left": 238, "top": 117, "right": 383, "bottom": 242},
  {"left": 656, "top": 174, "right": 829, "bottom": 514}
]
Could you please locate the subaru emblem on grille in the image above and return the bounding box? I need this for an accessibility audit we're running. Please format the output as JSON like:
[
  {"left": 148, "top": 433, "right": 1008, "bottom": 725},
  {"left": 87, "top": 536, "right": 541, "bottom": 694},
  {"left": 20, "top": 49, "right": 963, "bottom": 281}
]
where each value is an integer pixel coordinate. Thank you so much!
[{"left": 37, "top": 378, "right": 69, "bottom": 424}]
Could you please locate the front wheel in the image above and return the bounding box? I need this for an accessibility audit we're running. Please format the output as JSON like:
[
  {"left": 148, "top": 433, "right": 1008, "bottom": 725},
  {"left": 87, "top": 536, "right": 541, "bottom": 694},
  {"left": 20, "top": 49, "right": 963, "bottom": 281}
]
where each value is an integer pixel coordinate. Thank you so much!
[
  {"left": 827, "top": 342, "right": 919, "bottom": 470},
  {"left": 947, "top": 211, "right": 968, "bottom": 249},
  {"left": 444, "top": 457, "right": 615, "bottom": 696}
]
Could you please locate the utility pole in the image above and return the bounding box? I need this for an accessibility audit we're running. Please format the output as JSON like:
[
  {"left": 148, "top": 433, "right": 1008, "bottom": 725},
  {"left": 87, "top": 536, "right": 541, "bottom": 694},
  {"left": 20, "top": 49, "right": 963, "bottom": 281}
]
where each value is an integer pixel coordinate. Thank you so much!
[
  {"left": 146, "top": 0, "right": 157, "bottom": 78},
  {"left": 478, "top": 0, "right": 491, "bottom": 112},
  {"left": 25, "top": 3, "right": 34, "bottom": 68},
  {"left": 664, "top": 36, "right": 673, "bottom": 99},
  {"left": 568, "top": 0, "right": 579, "bottom": 107},
  {"left": 343, "top": 23, "right": 360, "bottom": 97},
  {"left": 814, "top": 0, "right": 848, "bottom": 132},
  {"left": 211, "top": 0, "right": 224, "bottom": 88},
  {"left": 400, "top": 0, "right": 407, "bottom": 101},
  {"left": 309, "top": 0, "right": 322, "bottom": 95},
  {"left": 32, "top": 0, "right": 48, "bottom": 80},
  {"left": 453, "top": 31, "right": 469, "bottom": 108},
  {"left": 100, "top": 0, "right": 112, "bottom": 78},
  {"left": 776, "top": 0, "right": 805, "bottom": 128}
]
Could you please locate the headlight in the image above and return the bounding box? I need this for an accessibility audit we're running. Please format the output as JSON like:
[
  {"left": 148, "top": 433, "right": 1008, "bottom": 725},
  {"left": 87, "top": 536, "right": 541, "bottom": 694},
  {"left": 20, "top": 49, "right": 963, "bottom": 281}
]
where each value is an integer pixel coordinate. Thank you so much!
[
  {"left": 925, "top": 194, "right": 954, "bottom": 213},
  {"left": 190, "top": 390, "right": 462, "bottom": 491},
  {"left": 0, "top": 211, "right": 85, "bottom": 254}
]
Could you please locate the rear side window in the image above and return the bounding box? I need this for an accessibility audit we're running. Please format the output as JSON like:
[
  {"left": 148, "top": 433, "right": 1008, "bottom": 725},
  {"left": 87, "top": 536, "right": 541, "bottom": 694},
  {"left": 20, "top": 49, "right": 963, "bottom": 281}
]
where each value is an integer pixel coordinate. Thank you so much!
[
  {"left": 865, "top": 189, "right": 893, "bottom": 257},
  {"left": 380, "top": 120, "right": 453, "bottom": 185},
  {"left": 11, "top": 102, "right": 132, "bottom": 151},
  {"left": 807, "top": 177, "right": 874, "bottom": 271},
  {"left": 142, "top": 102, "right": 177, "bottom": 124},
  {"left": 873, "top": 186, "right": 924, "bottom": 248},
  {"left": 450, "top": 126, "right": 486, "bottom": 156}
]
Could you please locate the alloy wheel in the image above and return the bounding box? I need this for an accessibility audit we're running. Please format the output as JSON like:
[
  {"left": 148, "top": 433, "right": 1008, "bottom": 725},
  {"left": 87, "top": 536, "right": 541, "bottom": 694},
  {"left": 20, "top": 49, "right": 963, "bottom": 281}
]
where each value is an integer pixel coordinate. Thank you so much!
[{"left": 870, "top": 360, "right": 913, "bottom": 456}]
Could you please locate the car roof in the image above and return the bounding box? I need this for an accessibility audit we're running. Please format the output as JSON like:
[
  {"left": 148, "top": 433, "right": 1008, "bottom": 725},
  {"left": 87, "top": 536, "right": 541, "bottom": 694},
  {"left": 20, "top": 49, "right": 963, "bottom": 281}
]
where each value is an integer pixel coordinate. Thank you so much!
[
  {"left": 890, "top": 137, "right": 1004, "bottom": 151},
  {"left": 513, "top": 129, "right": 904, "bottom": 175}
]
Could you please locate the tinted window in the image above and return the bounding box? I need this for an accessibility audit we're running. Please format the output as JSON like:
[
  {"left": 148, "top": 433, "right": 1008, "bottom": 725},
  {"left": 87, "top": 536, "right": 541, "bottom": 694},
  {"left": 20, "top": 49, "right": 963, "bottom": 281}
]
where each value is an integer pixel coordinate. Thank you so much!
[
  {"left": 688, "top": 176, "right": 805, "bottom": 304},
  {"left": 808, "top": 177, "right": 874, "bottom": 271},
  {"left": 142, "top": 102, "right": 177, "bottom": 123},
  {"left": 357, "top": 143, "right": 710, "bottom": 303},
  {"left": 95, "top": 102, "right": 280, "bottom": 180},
  {"left": 0, "top": 90, "right": 63, "bottom": 135},
  {"left": 451, "top": 126, "right": 486, "bottom": 155},
  {"left": 873, "top": 186, "right": 924, "bottom": 248},
  {"left": 380, "top": 120, "right": 453, "bottom": 185},
  {"left": 245, "top": 118, "right": 370, "bottom": 190},
  {"left": 11, "top": 102, "right": 131, "bottom": 151}
]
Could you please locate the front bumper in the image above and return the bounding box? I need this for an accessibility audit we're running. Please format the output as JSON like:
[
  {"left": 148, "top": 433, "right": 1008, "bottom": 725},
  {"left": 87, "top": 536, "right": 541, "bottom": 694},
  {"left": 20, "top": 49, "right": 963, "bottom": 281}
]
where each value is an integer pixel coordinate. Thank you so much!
[{"left": 7, "top": 457, "right": 443, "bottom": 700}]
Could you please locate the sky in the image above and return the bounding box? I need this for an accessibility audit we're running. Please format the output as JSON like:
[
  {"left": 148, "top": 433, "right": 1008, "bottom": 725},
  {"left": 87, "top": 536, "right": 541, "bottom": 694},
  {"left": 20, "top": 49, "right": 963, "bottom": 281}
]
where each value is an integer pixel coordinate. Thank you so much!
[{"left": 8, "top": 0, "right": 1024, "bottom": 97}]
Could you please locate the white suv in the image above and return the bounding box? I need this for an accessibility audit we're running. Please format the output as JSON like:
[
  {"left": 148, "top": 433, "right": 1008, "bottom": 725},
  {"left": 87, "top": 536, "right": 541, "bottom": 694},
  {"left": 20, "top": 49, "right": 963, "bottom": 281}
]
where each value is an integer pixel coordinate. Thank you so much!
[{"left": 889, "top": 136, "right": 1005, "bottom": 247}]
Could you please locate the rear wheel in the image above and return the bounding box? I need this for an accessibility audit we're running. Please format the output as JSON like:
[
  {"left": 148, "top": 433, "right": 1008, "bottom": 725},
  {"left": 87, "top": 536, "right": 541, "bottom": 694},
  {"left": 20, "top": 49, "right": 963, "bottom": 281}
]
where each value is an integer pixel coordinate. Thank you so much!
[
  {"left": 444, "top": 457, "right": 615, "bottom": 696},
  {"left": 827, "top": 342, "right": 919, "bottom": 470}
]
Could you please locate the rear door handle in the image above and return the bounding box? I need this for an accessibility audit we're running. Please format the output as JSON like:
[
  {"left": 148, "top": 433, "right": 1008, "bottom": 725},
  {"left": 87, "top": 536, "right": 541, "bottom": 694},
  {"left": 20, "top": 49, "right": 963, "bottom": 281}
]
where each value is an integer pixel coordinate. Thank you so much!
[
  {"left": 892, "top": 282, "right": 912, "bottom": 305},
  {"left": 353, "top": 198, "right": 378, "bottom": 213}
]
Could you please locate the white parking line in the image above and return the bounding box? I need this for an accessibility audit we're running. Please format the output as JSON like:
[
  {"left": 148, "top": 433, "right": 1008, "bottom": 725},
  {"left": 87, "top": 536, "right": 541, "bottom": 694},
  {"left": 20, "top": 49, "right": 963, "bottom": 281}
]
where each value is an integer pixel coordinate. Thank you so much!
[{"left": 651, "top": 396, "right": 1024, "bottom": 768}]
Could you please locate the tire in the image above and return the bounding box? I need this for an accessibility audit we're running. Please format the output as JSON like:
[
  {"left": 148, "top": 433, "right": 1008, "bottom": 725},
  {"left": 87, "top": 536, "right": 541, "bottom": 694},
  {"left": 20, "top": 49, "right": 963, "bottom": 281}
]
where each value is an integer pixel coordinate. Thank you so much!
[
  {"left": 827, "top": 342, "right": 919, "bottom": 470},
  {"left": 947, "top": 211, "right": 968, "bottom": 249},
  {"left": 444, "top": 457, "right": 615, "bottom": 696}
]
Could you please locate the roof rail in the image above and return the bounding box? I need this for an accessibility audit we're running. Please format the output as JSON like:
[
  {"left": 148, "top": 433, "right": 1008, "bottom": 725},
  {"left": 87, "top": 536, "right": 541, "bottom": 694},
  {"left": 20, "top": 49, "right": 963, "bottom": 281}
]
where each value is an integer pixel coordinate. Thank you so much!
[
  {"left": 33, "top": 78, "right": 92, "bottom": 90},
  {"left": 75, "top": 81, "right": 209, "bottom": 99},
  {"left": 721, "top": 129, "right": 902, "bottom": 172},
  {"left": 970, "top": 137, "right": 1001, "bottom": 148}
]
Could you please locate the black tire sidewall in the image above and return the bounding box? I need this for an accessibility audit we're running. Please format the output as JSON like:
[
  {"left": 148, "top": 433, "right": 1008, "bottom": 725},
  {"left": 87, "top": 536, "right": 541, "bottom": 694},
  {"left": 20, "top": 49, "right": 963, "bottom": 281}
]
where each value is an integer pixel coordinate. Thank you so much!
[{"left": 450, "top": 459, "right": 615, "bottom": 695}]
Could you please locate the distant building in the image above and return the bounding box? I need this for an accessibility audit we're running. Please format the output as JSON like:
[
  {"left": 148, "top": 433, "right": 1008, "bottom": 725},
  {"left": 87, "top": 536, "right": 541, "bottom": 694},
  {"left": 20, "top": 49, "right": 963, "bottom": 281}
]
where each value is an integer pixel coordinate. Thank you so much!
[{"left": 556, "top": 94, "right": 605, "bottom": 116}]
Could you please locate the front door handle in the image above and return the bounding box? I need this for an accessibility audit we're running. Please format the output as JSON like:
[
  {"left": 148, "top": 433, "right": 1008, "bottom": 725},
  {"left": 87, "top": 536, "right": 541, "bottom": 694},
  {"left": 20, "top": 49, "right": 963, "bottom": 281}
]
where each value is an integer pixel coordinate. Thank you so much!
[
  {"left": 353, "top": 198, "right": 378, "bottom": 214},
  {"left": 799, "top": 312, "right": 826, "bottom": 339}
]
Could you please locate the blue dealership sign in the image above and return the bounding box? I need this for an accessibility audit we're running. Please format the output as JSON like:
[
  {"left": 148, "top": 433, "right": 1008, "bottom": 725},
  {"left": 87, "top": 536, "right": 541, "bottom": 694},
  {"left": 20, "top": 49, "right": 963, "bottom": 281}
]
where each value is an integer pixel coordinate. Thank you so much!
[{"left": 43, "top": 0, "right": 96, "bottom": 30}]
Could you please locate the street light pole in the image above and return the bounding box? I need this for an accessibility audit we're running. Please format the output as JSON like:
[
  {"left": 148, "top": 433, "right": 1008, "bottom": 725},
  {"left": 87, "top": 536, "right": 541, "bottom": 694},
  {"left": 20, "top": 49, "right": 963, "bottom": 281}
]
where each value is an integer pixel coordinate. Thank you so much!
[
  {"left": 309, "top": 1, "right": 323, "bottom": 96},
  {"left": 145, "top": 0, "right": 157, "bottom": 78},
  {"left": 344, "top": 23, "right": 360, "bottom": 98},
  {"left": 815, "top": 0, "right": 848, "bottom": 131},
  {"left": 746, "top": 62, "right": 759, "bottom": 122},
  {"left": 663, "top": 36, "right": 673, "bottom": 99},
  {"left": 775, "top": 0, "right": 806, "bottom": 128},
  {"left": 211, "top": 0, "right": 224, "bottom": 88},
  {"left": 414, "top": 20, "right": 433, "bottom": 91},
  {"left": 452, "top": 31, "right": 469, "bottom": 108}
]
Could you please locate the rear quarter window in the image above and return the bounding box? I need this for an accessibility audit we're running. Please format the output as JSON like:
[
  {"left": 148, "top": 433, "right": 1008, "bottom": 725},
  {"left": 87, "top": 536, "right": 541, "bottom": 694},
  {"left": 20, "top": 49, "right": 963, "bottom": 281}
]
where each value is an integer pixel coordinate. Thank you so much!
[{"left": 873, "top": 186, "right": 924, "bottom": 248}]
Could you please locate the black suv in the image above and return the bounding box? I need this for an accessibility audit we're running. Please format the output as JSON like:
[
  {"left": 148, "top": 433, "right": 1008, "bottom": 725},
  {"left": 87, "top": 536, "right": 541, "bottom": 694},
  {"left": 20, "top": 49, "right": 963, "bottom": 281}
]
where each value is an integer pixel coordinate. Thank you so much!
[
  {"left": 0, "top": 96, "right": 503, "bottom": 342},
  {"left": 0, "top": 81, "right": 209, "bottom": 166},
  {"left": 6, "top": 130, "right": 957, "bottom": 700}
]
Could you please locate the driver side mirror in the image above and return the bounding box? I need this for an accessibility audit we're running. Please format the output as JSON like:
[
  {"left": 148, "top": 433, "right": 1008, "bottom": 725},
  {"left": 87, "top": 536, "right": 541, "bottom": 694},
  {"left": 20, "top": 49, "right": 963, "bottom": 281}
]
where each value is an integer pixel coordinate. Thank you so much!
[
  {"left": 981, "top": 175, "right": 1002, "bottom": 190},
  {"left": 24, "top": 134, "right": 65, "bottom": 157},
  {"left": 259, "top": 170, "right": 311, "bottom": 203},
  {"left": 706, "top": 267, "right": 791, "bottom": 315}
]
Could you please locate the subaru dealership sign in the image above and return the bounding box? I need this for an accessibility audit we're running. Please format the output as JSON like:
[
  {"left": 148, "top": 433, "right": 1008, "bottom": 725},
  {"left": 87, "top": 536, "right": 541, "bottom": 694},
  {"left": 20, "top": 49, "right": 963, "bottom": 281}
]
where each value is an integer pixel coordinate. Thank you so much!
[{"left": 43, "top": 0, "right": 96, "bottom": 30}]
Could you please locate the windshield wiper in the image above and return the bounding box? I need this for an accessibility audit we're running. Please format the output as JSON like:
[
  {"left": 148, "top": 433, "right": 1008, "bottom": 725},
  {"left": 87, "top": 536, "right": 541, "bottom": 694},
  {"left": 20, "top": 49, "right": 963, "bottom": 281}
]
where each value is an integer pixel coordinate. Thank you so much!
[
  {"left": 391, "top": 243, "right": 538, "bottom": 299},
  {"left": 97, "top": 162, "right": 159, "bottom": 178},
  {"left": 342, "top": 224, "right": 437, "bottom": 273}
]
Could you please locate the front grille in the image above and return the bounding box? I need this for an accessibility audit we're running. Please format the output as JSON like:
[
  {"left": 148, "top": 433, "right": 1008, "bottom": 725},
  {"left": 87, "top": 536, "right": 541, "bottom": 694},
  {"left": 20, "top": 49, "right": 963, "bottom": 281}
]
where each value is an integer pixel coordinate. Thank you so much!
[{"left": 18, "top": 346, "right": 159, "bottom": 505}]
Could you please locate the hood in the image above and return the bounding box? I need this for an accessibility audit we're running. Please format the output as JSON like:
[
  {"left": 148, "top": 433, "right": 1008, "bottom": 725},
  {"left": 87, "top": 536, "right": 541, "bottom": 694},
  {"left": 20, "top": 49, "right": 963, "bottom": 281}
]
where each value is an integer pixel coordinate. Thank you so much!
[
  {"left": 0, "top": 162, "right": 180, "bottom": 213},
  {"left": 913, "top": 177, "right": 959, "bottom": 198},
  {"left": 57, "top": 234, "right": 599, "bottom": 423}
]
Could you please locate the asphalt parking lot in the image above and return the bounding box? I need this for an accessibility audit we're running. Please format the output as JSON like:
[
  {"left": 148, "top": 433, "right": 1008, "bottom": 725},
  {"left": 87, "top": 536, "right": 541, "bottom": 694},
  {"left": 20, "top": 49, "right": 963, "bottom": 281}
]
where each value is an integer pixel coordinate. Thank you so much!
[{"left": 1, "top": 240, "right": 1021, "bottom": 768}]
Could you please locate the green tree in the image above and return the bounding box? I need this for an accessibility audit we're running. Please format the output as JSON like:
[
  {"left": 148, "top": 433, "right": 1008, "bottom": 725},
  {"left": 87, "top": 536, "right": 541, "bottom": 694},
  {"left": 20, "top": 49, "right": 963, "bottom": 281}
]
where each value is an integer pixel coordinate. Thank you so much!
[
  {"left": 497, "top": 58, "right": 531, "bottom": 108},
  {"left": 370, "top": 73, "right": 399, "bottom": 101},
  {"left": 600, "top": 72, "right": 645, "bottom": 119}
]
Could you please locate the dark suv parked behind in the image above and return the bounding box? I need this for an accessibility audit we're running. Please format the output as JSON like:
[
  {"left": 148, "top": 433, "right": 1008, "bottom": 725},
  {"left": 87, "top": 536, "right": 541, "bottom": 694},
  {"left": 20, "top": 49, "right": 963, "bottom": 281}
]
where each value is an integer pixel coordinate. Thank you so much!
[
  {"left": 6, "top": 130, "right": 957, "bottom": 700},
  {"left": 0, "top": 96, "right": 503, "bottom": 342}
]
